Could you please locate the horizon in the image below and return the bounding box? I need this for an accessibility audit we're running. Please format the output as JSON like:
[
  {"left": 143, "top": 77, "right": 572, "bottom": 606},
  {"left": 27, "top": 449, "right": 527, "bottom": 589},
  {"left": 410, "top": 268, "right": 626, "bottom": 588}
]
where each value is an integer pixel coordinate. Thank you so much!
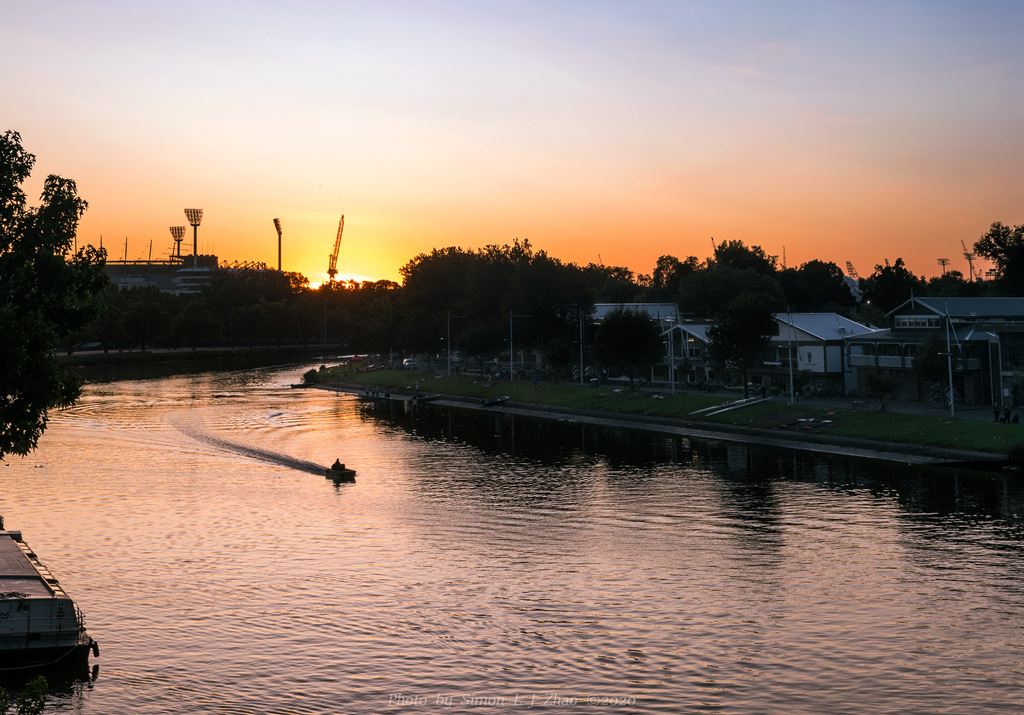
[{"left": 8, "top": 2, "right": 1023, "bottom": 285}]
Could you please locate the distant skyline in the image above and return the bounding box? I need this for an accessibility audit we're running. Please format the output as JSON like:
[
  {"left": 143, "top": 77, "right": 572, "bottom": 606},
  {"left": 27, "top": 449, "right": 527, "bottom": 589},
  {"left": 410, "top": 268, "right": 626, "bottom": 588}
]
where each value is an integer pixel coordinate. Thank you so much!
[{"left": 7, "top": 1, "right": 1024, "bottom": 285}]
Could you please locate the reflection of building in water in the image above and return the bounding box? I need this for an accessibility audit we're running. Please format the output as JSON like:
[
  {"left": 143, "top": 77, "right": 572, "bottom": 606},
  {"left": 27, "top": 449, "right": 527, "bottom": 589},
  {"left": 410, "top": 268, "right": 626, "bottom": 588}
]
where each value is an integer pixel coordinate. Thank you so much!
[{"left": 105, "top": 254, "right": 273, "bottom": 295}]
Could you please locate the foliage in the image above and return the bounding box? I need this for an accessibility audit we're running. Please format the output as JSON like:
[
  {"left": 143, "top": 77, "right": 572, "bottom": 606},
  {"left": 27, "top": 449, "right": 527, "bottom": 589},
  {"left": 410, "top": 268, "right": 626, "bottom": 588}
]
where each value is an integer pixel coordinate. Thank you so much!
[
  {"left": 677, "top": 266, "right": 785, "bottom": 318},
  {"left": 710, "top": 239, "right": 777, "bottom": 274},
  {"left": 925, "top": 269, "right": 984, "bottom": 298},
  {"left": 394, "top": 239, "right": 593, "bottom": 369},
  {"left": 592, "top": 307, "right": 664, "bottom": 389},
  {"left": 777, "top": 260, "right": 856, "bottom": 312},
  {"left": 0, "top": 675, "right": 47, "bottom": 715},
  {"left": 858, "top": 258, "right": 924, "bottom": 314},
  {"left": 973, "top": 221, "right": 1024, "bottom": 294},
  {"left": 706, "top": 292, "right": 777, "bottom": 396},
  {"left": 864, "top": 370, "right": 902, "bottom": 408},
  {"left": 645, "top": 254, "right": 700, "bottom": 301},
  {"left": 912, "top": 332, "right": 949, "bottom": 384},
  {"left": 0, "top": 130, "right": 108, "bottom": 458}
]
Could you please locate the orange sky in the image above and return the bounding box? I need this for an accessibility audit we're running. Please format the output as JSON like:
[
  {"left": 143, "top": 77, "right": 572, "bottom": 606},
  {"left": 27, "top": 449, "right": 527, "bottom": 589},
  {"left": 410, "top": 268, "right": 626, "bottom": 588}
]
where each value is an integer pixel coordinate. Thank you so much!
[{"left": 8, "top": 2, "right": 1024, "bottom": 286}]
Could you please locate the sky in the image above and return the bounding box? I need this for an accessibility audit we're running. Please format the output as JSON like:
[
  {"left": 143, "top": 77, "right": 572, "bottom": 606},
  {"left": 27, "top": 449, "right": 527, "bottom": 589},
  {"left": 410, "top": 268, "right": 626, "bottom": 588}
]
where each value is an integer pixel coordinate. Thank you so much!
[{"left": 6, "top": 1, "right": 1024, "bottom": 286}]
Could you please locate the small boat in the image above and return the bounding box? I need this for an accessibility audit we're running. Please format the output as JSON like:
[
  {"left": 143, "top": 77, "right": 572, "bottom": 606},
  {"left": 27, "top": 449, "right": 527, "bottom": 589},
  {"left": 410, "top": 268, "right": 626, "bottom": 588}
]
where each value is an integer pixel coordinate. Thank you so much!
[
  {"left": 325, "top": 463, "right": 356, "bottom": 482},
  {"left": 0, "top": 518, "right": 98, "bottom": 673},
  {"left": 480, "top": 395, "right": 510, "bottom": 406}
]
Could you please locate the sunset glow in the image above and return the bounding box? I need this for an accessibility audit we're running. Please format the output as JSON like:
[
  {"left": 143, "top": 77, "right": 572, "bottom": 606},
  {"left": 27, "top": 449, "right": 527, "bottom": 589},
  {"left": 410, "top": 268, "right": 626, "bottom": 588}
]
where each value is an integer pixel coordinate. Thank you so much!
[{"left": 8, "top": 1, "right": 1024, "bottom": 284}]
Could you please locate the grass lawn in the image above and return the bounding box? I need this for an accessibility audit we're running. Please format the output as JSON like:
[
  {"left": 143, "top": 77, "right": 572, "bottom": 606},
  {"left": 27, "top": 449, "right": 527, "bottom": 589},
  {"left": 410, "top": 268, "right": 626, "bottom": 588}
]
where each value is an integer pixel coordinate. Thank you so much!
[{"left": 306, "top": 366, "right": 1024, "bottom": 455}]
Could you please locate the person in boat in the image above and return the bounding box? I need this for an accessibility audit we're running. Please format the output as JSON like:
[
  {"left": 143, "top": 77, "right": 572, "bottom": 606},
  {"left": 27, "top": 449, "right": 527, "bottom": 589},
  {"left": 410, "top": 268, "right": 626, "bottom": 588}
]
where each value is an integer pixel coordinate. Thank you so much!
[{"left": 331, "top": 458, "right": 345, "bottom": 471}]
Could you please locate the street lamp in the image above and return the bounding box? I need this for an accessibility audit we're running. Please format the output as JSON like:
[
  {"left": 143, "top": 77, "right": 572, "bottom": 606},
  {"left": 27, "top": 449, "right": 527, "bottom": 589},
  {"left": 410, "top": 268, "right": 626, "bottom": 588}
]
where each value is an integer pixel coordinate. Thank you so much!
[
  {"left": 664, "top": 317, "right": 676, "bottom": 395},
  {"left": 509, "top": 310, "right": 530, "bottom": 381},
  {"left": 184, "top": 208, "right": 203, "bottom": 267},
  {"left": 169, "top": 226, "right": 185, "bottom": 258},
  {"left": 273, "top": 218, "right": 282, "bottom": 271},
  {"left": 447, "top": 312, "right": 467, "bottom": 376},
  {"left": 578, "top": 308, "right": 587, "bottom": 386}
]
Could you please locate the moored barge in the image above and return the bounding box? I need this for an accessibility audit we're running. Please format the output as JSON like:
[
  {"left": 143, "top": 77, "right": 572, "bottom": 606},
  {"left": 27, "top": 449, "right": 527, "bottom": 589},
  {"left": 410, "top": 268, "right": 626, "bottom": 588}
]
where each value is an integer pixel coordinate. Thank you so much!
[{"left": 0, "top": 517, "right": 97, "bottom": 672}]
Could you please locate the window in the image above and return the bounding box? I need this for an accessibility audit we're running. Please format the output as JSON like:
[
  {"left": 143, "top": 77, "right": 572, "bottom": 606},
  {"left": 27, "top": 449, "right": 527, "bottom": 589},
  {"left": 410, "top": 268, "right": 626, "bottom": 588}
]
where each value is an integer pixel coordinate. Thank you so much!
[{"left": 895, "top": 315, "right": 939, "bottom": 328}]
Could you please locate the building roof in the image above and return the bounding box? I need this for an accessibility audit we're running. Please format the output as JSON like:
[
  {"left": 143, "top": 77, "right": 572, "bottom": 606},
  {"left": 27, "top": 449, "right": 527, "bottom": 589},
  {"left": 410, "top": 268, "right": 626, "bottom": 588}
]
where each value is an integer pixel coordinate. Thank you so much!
[
  {"left": 847, "top": 326, "right": 999, "bottom": 344},
  {"left": 774, "top": 312, "right": 876, "bottom": 341},
  {"left": 676, "top": 323, "right": 711, "bottom": 341},
  {"left": 890, "top": 296, "right": 1024, "bottom": 319}
]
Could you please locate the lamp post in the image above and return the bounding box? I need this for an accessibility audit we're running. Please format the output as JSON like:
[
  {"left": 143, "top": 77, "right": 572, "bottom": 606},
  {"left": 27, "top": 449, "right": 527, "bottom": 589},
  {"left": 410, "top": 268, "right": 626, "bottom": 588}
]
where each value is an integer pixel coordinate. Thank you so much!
[
  {"left": 665, "top": 318, "right": 676, "bottom": 395},
  {"left": 579, "top": 308, "right": 587, "bottom": 386},
  {"left": 945, "top": 306, "right": 956, "bottom": 419},
  {"left": 169, "top": 226, "right": 185, "bottom": 258},
  {"left": 447, "top": 311, "right": 467, "bottom": 376},
  {"left": 273, "top": 218, "right": 282, "bottom": 271},
  {"left": 787, "top": 306, "right": 795, "bottom": 405},
  {"left": 184, "top": 209, "right": 203, "bottom": 267},
  {"left": 509, "top": 311, "right": 530, "bottom": 381}
]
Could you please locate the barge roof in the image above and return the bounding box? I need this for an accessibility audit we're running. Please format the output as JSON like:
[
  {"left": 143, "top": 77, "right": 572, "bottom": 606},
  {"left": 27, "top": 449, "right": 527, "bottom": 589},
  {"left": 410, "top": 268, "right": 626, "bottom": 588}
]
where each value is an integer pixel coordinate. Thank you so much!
[{"left": 0, "top": 531, "right": 68, "bottom": 599}]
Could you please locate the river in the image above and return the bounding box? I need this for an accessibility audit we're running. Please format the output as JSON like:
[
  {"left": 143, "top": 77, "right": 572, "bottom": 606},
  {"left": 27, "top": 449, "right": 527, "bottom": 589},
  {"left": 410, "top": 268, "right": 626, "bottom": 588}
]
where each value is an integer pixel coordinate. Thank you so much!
[{"left": 3, "top": 364, "right": 1024, "bottom": 713}]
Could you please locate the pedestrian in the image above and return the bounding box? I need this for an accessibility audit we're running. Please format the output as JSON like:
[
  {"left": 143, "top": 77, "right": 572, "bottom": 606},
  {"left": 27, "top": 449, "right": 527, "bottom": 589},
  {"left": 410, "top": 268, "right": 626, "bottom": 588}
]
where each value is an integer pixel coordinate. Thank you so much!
[{"left": 994, "top": 405, "right": 1000, "bottom": 422}]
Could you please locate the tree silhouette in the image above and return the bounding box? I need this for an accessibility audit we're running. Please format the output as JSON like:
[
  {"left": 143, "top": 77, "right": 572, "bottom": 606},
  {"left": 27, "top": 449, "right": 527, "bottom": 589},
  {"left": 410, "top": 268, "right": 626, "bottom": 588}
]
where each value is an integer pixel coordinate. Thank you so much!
[{"left": 0, "top": 130, "right": 108, "bottom": 457}]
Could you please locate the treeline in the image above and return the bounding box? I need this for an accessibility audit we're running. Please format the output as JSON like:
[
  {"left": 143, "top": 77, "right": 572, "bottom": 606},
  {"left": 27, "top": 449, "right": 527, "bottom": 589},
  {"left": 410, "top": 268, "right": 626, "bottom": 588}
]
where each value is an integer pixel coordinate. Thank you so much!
[{"left": 70, "top": 223, "right": 1024, "bottom": 376}]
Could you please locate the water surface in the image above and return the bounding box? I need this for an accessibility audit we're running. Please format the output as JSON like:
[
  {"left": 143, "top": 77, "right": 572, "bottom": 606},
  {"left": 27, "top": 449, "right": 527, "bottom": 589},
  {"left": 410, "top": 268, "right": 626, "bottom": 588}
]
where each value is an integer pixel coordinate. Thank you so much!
[{"left": 3, "top": 365, "right": 1023, "bottom": 713}]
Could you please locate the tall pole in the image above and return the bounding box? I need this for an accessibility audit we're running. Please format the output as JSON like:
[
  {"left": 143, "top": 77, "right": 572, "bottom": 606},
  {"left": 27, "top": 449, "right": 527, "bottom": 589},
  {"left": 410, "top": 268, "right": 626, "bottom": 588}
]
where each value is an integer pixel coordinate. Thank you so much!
[
  {"left": 508, "top": 311, "right": 531, "bottom": 381},
  {"left": 509, "top": 310, "right": 514, "bottom": 381},
  {"left": 579, "top": 310, "right": 585, "bottom": 386},
  {"left": 446, "top": 312, "right": 466, "bottom": 376},
  {"left": 787, "top": 306, "right": 795, "bottom": 405},
  {"left": 170, "top": 226, "right": 185, "bottom": 258},
  {"left": 669, "top": 327, "right": 675, "bottom": 395},
  {"left": 184, "top": 208, "right": 203, "bottom": 268},
  {"left": 273, "top": 218, "right": 282, "bottom": 272},
  {"left": 946, "top": 307, "right": 956, "bottom": 418}
]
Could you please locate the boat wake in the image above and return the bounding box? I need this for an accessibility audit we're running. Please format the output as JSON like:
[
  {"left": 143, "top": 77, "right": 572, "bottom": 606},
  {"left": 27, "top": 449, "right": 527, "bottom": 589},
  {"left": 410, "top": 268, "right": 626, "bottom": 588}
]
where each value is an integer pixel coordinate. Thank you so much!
[{"left": 169, "top": 412, "right": 326, "bottom": 475}]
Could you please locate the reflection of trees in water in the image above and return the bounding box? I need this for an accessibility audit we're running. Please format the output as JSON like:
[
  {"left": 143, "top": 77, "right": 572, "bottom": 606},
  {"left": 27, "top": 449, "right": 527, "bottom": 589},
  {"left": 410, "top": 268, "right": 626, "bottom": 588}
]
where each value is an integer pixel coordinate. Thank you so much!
[
  {"left": 363, "top": 401, "right": 705, "bottom": 468},
  {"left": 361, "top": 400, "right": 1024, "bottom": 538}
]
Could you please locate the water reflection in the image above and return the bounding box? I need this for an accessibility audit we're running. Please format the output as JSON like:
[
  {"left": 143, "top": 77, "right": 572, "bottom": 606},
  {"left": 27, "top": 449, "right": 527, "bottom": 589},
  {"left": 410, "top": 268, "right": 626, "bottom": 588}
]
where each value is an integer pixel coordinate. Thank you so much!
[{"left": 7, "top": 369, "right": 1024, "bottom": 714}]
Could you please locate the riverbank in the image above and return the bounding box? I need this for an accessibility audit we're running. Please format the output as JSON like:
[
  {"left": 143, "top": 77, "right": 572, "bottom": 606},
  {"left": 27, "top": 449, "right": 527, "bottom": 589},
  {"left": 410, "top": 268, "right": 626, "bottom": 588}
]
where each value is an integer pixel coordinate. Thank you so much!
[
  {"left": 305, "top": 367, "right": 1020, "bottom": 466},
  {"left": 61, "top": 345, "right": 325, "bottom": 382}
]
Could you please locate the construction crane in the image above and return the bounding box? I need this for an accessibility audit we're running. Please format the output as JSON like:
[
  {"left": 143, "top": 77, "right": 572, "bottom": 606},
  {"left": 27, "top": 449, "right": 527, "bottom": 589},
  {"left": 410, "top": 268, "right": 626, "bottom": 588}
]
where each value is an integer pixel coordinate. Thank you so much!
[
  {"left": 327, "top": 215, "right": 344, "bottom": 282},
  {"left": 961, "top": 239, "right": 976, "bottom": 282},
  {"left": 845, "top": 261, "right": 860, "bottom": 280}
]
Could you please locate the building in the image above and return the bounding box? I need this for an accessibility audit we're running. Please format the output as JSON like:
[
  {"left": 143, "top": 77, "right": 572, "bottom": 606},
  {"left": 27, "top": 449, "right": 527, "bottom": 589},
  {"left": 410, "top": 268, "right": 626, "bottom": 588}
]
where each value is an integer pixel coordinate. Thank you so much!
[
  {"left": 104, "top": 255, "right": 275, "bottom": 295},
  {"left": 673, "top": 312, "right": 875, "bottom": 394},
  {"left": 846, "top": 297, "right": 1024, "bottom": 407}
]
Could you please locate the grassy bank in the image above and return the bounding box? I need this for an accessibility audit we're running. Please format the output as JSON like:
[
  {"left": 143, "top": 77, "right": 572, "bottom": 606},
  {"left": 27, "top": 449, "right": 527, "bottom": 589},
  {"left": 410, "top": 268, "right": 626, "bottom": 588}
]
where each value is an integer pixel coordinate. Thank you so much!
[{"left": 307, "top": 365, "right": 1024, "bottom": 456}]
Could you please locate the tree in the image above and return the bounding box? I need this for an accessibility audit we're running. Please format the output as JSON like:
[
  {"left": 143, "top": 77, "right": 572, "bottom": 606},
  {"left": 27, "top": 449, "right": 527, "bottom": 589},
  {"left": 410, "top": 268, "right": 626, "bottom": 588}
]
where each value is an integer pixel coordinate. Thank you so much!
[
  {"left": 974, "top": 221, "right": 1024, "bottom": 294},
  {"left": 0, "top": 130, "right": 108, "bottom": 458},
  {"left": 646, "top": 254, "right": 700, "bottom": 302},
  {"left": 706, "top": 293, "right": 777, "bottom": 397},
  {"left": 864, "top": 370, "right": 901, "bottom": 410},
  {"left": 710, "top": 239, "right": 776, "bottom": 274},
  {"left": 677, "top": 266, "right": 785, "bottom": 318},
  {"left": 592, "top": 307, "right": 664, "bottom": 390},
  {"left": 924, "top": 269, "right": 984, "bottom": 298},
  {"left": 777, "top": 260, "right": 856, "bottom": 312},
  {"left": 0, "top": 674, "right": 47, "bottom": 715},
  {"left": 912, "top": 332, "right": 948, "bottom": 385},
  {"left": 858, "top": 258, "right": 924, "bottom": 314}
]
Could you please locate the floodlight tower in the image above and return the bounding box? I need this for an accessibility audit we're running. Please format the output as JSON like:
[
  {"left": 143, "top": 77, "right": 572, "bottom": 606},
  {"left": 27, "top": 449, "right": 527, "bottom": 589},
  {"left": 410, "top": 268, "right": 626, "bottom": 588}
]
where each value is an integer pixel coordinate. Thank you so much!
[
  {"left": 184, "top": 208, "right": 203, "bottom": 267},
  {"left": 169, "top": 226, "right": 185, "bottom": 258},
  {"left": 273, "top": 218, "right": 282, "bottom": 271}
]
